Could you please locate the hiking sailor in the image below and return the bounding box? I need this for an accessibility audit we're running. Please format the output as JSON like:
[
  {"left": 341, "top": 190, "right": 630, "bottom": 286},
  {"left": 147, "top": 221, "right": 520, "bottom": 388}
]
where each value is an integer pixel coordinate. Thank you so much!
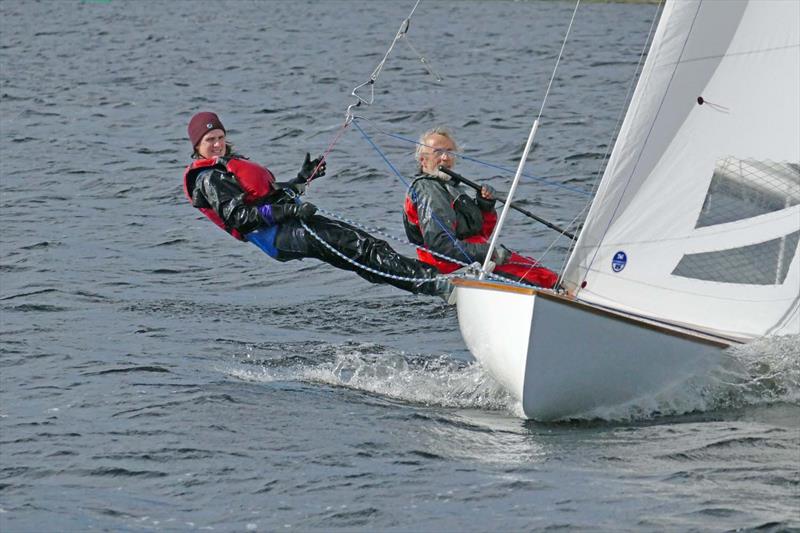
[{"left": 183, "top": 112, "right": 453, "bottom": 299}]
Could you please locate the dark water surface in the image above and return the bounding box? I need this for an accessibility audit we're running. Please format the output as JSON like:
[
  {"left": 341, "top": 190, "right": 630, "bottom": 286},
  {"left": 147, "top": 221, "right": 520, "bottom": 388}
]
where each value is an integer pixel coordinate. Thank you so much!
[{"left": 1, "top": 1, "right": 798, "bottom": 531}]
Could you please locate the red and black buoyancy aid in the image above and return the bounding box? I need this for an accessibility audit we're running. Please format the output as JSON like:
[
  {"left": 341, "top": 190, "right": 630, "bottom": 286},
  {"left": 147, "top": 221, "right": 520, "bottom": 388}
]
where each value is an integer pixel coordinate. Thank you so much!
[
  {"left": 183, "top": 156, "right": 276, "bottom": 240},
  {"left": 403, "top": 179, "right": 497, "bottom": 273}
]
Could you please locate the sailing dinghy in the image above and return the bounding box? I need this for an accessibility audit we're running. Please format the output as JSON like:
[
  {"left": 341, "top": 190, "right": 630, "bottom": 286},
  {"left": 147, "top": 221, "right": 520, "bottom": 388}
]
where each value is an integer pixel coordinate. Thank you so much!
[{"left": 454, "top": 0, "right": 799, "bottom": 420}]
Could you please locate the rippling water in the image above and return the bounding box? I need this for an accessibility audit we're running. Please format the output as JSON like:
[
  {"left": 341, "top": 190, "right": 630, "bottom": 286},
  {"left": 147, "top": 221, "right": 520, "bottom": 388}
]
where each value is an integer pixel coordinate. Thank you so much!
[{"left": 1, "top": 1, "right": 798, "bottom": 531}]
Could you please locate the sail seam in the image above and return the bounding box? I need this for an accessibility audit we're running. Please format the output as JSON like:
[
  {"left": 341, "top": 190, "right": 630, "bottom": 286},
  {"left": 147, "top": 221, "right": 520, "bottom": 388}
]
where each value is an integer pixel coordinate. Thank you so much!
[{"left": 666, "top": 43, "right": 800, "bottom": 66}]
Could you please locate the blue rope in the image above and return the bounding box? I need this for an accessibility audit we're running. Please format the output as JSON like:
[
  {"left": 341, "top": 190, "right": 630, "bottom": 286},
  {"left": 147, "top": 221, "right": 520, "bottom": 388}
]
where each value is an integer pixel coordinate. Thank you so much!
[
  {"left": 351, "top": 118, "right": 476, "bottom": 264},
  {"left": 352, "top": 117, "right": 411, "bottom": 188}
]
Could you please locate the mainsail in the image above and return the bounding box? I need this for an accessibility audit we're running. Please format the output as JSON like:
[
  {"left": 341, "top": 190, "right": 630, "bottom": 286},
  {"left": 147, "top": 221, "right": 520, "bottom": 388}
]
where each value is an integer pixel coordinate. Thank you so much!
[{"left": 562, "top": 0, "right": 800, "bottom": 341}]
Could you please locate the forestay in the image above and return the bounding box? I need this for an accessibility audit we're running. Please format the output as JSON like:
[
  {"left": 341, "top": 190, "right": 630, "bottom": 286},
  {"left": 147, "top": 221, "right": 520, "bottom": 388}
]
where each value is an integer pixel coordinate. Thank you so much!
[{"left": 562, "top": 0, "right": 800, "bottom": 341}]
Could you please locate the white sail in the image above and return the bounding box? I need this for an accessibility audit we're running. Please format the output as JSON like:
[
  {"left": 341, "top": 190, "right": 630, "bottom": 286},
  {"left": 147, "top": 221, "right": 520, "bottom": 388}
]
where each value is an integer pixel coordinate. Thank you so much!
[{"left": 562, "top": 0, "right": 800, "bottom": 341}]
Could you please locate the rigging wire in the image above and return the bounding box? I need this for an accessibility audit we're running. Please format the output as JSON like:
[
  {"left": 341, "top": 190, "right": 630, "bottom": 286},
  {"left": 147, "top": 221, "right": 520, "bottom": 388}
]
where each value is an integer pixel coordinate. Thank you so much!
[
  {"left": 336, "top": 0, "right": 593, "bottom": 282},
  {"left": 555, "top": 0, "right": 666, "bottom": 285},
  {"left": 559, "top": 0, "right": 663, "bottom": 295},
  {"left": 480, "top": 0, "right": 581, "bottom": 279},
  {"left": 298, "top": 0, "right": 482, "bottom": 282},
  {"left": 304, "top": 0, "right": 600, "bottom": 287},
  {"left": 310, "top": 0, "right": 437, "bottom": 191},
  {"left": 536, "top": 2, "right": 580, "bottom": 124},
  {"left": 352, "top": 117, "right": 593, "bottom": 197},
  {"left": 345, "top": 0, "right": 440, "bottom": 124},
  {"left": 402, "top": 34, "right": 442, "bottom": 82}
]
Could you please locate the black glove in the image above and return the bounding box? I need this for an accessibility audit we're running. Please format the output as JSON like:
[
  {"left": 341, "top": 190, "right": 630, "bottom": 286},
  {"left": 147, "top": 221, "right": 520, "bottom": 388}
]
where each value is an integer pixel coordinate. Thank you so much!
[
  {"left": 475, "top": 184, "right": 496, "bottom": 211},
  {"left": 270, "top": 202, "right": 317, "bottom": 224},
  {"left": 297, "top": 153, "right": 326, "bottom": 182}
]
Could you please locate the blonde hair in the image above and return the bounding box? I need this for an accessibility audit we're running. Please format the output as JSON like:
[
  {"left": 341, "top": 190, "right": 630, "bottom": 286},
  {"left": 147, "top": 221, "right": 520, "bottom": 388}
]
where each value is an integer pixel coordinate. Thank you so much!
[{"left": 416, "top": 127, "right": 459, "bottom": 171}]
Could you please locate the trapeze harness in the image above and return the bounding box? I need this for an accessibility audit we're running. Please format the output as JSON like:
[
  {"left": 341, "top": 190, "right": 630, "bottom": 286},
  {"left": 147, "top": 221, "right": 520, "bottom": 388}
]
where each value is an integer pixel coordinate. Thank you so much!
[{"left": 183, "top": 156, "right": 281, "bottom": 256}]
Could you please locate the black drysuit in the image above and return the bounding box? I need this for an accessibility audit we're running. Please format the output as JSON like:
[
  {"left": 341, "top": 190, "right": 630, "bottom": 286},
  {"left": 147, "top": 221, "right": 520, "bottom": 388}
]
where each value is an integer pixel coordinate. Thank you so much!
[{"left": 188, "top": 164, "right": 446, "bottom": 297}]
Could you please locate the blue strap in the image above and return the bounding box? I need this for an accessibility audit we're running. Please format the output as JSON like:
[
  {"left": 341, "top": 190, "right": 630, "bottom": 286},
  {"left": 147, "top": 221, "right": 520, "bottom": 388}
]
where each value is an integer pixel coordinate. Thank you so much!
[{"left": 246, "top": 225, "right": 280, "bottom": 258}]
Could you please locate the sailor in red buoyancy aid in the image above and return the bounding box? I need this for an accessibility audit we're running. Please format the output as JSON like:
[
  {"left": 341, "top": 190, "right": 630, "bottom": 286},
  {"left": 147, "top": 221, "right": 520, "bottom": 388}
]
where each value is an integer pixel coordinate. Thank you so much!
[
  {"left": 403, "top": 127, "right": 558, "bottom": 289},
  {"left": 183, "top": 112, "right": 453, "bottom": 299}
]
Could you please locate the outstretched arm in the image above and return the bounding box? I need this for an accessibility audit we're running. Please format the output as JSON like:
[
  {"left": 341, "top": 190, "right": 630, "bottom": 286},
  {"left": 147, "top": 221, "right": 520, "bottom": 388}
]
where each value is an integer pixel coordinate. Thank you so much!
[{"left": 274, "top": 153, "right": 328, "bottom": 193}]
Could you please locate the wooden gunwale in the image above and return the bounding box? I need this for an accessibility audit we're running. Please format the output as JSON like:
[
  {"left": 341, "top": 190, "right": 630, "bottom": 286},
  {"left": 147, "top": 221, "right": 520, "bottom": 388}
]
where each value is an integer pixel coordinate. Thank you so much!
[{"left": 452, "top": 277, "right": 738, "bottom": 348}]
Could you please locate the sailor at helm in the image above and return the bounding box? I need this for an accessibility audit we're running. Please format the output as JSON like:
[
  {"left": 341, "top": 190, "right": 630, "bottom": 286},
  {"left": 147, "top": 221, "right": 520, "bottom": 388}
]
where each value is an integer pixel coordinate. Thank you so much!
[{"left": 403, "top": 127, "right": 558, "bottom": 288}]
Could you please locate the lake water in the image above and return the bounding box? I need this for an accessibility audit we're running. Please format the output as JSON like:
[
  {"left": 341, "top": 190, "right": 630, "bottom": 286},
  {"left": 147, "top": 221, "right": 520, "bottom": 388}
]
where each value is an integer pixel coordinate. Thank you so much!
[{"left": 1, "top": 1, "right": 798, "bottom": 531}]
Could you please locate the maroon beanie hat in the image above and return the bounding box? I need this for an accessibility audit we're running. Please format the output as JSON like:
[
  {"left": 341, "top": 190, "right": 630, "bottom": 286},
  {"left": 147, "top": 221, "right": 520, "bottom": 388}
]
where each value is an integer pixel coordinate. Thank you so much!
[{"left": 188, "top": 111, "right": 225, "bottom": 147}]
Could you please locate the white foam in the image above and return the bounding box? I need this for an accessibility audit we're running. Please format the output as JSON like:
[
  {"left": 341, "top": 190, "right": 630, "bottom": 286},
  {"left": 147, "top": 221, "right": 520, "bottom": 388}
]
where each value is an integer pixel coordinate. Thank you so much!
[
  {"left": 577, "top": 334, "right": 800, "bottom": 421},
  {"left": 223, "top": 334, "right": 799, "bottom": 421},
  {"left": 223, "top": 342, "right": 515, "bottom": 413}
]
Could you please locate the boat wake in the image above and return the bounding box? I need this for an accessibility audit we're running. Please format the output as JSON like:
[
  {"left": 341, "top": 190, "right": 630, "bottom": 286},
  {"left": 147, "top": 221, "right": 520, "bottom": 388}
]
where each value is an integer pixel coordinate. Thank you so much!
[
  {"left": 220, "top": 335, "right": 799, "bottom": 421},
  {"left": 222, "top": 341, "right": 515, "bottom": 413}
]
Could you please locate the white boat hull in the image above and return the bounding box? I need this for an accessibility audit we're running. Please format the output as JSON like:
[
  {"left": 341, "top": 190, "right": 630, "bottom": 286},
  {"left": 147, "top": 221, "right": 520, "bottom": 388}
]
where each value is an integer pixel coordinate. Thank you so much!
[{"left": 454, "top": 278, "right": 735, "bottom": 420}]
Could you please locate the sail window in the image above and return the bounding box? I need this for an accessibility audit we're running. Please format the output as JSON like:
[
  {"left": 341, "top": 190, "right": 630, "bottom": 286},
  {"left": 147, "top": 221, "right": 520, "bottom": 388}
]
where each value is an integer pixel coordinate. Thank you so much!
[
  {"left": 696, "top": 157, "right": 800, "bottom": 228},
  {"left": 672, "top": 231, "right": 799, "bottom": 285}
]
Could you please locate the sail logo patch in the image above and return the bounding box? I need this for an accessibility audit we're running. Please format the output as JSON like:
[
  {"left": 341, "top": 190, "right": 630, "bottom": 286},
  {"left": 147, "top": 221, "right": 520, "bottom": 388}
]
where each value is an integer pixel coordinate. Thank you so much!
[{"left": 612, "top": 251, "right": 627, "bottom": 272}]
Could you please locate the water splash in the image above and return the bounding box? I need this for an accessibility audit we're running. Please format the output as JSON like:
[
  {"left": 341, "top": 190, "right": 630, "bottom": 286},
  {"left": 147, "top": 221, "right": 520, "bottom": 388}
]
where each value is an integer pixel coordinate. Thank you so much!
[
  {"left": 223, "top": 341, "right": 514, "bottom": 412},
  {"left": 224, "top": 335, "right": 799, "bottom": 422},
  {"left": 726, "top": 334, "right": 800, "bottom": 405},
  {"left": 581, "top": 334, "right": 800, "bottom": 421}
]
